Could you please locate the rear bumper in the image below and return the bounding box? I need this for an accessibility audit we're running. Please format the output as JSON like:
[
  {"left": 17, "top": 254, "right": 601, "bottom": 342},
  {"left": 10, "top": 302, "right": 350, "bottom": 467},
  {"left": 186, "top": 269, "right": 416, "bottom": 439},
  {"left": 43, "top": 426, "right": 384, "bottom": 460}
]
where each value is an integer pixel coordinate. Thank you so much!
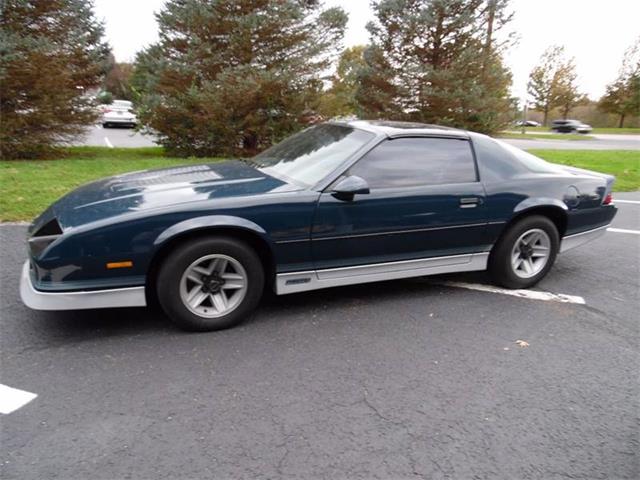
[
  {"left": 102, "top": 117, "right": 137, "bottom": 125},
  {"left": 20, "top": 261, "right": 146, "bottom": 311},
  {"left": 560, "top": 224, "right": 610, "bottom": 253}
]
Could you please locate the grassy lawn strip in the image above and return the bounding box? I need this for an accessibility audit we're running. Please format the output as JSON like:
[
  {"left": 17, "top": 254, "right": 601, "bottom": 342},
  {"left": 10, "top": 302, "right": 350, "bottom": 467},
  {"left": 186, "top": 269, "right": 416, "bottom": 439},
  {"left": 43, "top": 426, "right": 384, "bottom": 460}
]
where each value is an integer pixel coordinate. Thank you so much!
[
  {"left": 498, "top": 132, "right": 593, "bottom": 140},
  {"left": 1, "top": 147, "right": 638, "bottom": 222},
  {"left": 590, "top": 127, "right": 640, "bottom": 135},
  {"left": 529, "top": 150, "right": 640, "bottom": 192},
  {"left": 0, "top": 147, "right": 222, "bottom": 222}
]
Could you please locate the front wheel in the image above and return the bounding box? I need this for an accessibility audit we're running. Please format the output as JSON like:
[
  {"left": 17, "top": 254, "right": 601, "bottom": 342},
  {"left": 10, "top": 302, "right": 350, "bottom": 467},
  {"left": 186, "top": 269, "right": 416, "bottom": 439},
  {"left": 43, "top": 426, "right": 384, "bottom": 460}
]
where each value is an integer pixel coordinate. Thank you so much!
[
  {"left": 489, "top": 215, "right": 559, "bottom": 289},
  {"left": 156, "top": 237, "right": 264, "bottom": 331}
]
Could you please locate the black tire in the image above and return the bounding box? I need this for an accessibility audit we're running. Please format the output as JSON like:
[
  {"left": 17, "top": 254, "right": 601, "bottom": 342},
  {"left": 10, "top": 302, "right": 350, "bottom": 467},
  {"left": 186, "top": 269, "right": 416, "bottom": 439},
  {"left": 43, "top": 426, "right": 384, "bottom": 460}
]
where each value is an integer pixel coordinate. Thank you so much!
[
  {"left": 102, "top": 123, "right": 110, "bottom": 128},
  {"left": 156, "top": 236, "right": 264, "bottom": 331},
  {"left": 489, "top": 215, "right": 560, "bottom": 289}
]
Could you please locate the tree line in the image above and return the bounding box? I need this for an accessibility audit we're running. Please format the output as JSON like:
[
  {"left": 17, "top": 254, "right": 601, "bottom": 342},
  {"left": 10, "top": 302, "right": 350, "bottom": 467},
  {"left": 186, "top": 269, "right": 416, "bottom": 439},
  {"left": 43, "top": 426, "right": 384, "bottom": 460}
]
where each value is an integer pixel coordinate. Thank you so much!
[{"left": 1, "top": 0, "right": 638, "bottom": 159}]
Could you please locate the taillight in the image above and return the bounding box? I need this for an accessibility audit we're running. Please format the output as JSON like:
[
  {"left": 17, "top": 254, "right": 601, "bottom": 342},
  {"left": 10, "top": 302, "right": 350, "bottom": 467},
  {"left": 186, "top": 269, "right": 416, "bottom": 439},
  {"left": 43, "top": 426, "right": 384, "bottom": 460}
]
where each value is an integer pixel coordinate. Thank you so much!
[{"left": 603, "top": 193, "right": 613, "bottom": 205}]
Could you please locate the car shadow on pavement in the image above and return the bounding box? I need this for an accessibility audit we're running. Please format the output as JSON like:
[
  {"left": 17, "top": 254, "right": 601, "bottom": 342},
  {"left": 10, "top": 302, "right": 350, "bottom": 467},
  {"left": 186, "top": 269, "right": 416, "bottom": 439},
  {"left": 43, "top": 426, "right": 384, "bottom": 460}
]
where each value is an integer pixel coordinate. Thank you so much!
[
  {"left": 25, "top": 271, "right": 495, "bottom": 342},
  {"left": 32, "top": 306, "right": 173, "bottom": 340}
]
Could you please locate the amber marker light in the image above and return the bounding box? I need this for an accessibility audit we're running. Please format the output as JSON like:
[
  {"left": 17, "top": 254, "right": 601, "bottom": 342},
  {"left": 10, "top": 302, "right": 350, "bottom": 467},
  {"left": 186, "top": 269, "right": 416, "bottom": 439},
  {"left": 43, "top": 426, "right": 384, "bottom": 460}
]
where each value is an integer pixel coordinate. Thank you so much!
[{"left": 106, "top": 261, "right": 134, "bottom": 269}]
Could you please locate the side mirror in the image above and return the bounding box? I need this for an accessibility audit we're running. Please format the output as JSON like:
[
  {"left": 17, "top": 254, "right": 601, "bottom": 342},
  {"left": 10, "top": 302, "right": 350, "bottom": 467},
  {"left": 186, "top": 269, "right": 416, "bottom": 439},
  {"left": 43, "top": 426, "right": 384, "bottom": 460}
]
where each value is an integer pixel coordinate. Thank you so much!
[{"left": 331, "top": 175, "right": 370, "bottom": 200}]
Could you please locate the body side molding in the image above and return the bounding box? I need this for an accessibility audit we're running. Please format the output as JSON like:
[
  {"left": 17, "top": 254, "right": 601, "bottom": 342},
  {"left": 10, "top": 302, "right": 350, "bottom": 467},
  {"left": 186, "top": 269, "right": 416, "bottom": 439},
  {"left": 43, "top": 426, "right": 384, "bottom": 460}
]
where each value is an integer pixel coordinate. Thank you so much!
[{"left": 276, "top": 252, "right": 490, "bottom": 295}]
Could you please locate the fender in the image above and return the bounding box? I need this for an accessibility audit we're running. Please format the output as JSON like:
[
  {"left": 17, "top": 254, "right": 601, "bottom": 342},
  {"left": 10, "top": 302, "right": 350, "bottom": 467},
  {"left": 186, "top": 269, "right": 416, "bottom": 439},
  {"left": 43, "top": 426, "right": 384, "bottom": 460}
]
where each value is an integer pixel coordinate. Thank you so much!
[
  {"left": 153, "top": 215, "right": 272, "bottom": 249},
  {"left": 513, "top": 197, "right": 568, "bottom": 214}
]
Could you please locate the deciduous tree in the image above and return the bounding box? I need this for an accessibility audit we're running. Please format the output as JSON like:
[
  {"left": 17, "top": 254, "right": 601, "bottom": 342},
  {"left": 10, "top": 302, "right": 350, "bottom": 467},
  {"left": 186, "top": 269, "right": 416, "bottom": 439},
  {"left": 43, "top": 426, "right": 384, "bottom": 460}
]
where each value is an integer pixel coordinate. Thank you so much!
[
  {"left": 598, "top": 37, "right": 640, "bottom": 128},
  {"left": 528, "top": 46, "right": 583, "bottom": 125},
  {"left": 318, "top": 46, "right": 367, "bottom": 118},
  {"left": 103, "top": 54, "right": 134, "bottom": 101},
  {"left": 0, "top": 0, "right": 110, "bottom": 158},
  {"left": 134, "top": 0, "right": 347, "bottom": 157}
]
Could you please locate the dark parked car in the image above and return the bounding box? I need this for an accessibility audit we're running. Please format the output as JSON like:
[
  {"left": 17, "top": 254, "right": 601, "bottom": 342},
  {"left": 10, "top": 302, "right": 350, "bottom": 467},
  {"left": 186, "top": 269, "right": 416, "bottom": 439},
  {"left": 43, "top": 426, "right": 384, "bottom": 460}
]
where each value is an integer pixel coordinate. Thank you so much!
[
  {"left": 551, "top": 119, "right": 592, "bottom": 134},
  {"left": 21, "top": 121, "right": 617, "bottom": 331}
]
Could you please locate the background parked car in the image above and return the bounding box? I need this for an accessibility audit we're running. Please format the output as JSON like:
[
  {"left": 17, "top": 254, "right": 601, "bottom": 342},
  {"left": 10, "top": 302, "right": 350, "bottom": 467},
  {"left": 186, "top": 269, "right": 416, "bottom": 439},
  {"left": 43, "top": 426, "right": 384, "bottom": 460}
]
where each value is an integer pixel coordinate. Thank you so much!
[
  {"left": 102, "top": 100, "right": 137, "bottom": 128},
  {"left": 514, "top": 120, "right": 541, "bottom": 127},
  {"left": 551, "top": 119, "right": 592, "bottom": 134}
]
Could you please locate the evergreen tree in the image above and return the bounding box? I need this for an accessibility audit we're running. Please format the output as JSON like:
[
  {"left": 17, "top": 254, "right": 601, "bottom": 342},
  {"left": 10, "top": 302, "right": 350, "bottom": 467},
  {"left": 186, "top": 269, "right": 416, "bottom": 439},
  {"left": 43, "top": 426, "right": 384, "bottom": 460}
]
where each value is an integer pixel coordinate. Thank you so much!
[
  {"left": 0, "top": 0, "right": 110, "bottom": 158},
  {"left": 598, "top": 37, "right": 640, "bottom": 128},
  {"left": 134, "top": 0, "right": 347, "bottom": 156},
  {"left": 356, "top": 0, "right": 513, "bottom": 134}
]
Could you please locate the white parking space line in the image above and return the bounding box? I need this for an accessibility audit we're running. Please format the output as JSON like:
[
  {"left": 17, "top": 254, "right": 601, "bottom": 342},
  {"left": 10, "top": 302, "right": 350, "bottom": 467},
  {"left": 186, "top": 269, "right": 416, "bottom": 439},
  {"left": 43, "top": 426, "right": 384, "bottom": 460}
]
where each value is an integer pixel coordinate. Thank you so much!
[
  {"left": 104, "top": 136, "right": 114, "bottom": 148},
  {"left": 607, "top": 227, "right": 640, "bottom": 235},
  {"left": 0, "top": 384, "right": 37, "bottom": 414},
  {"left": 436, "top": 281, "right": 586, "bottom": 304},
  {"left": 614, "top": 200, "right": 640, "bottom": 205}
]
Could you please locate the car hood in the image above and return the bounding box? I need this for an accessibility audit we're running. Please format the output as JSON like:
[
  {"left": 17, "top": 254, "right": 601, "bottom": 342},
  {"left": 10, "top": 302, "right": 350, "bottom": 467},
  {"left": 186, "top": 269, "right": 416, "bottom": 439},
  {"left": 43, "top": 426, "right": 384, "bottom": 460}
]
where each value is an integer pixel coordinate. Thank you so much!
[{"left": 34, "top": 160, "right": 298, "bottom": 231}]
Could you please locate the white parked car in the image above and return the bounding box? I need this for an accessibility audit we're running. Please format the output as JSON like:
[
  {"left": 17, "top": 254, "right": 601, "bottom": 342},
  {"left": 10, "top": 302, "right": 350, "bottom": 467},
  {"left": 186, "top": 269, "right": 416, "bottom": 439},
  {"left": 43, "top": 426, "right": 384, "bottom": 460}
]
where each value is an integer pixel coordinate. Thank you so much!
[{"left": 101, "top": 100, "right": 137, "bottom": 128}]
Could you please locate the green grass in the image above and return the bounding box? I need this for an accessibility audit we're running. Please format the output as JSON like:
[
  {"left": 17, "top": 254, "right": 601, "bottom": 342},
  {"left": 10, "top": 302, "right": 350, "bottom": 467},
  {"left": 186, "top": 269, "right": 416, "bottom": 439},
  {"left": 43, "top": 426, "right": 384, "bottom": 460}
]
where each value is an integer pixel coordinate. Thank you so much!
[
  {"left": 0, "top": 147, "right": 222, "bottom": 222},
  {"left": 529, "top": 149, "right": 640, "bottom": 192},
  {"left": 498, "top": 132, "right": 593, "bottom": 140},
  {"left": 1, "top": 147, "right": 638, "bottom": 222}
]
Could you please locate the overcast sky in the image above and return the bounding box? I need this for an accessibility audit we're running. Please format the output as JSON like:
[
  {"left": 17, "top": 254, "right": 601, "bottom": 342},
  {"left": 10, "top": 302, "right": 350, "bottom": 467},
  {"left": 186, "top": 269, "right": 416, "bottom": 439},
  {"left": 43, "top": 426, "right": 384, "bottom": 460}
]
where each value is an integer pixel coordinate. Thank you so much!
[{"left": 93, "top": 0, "right": 640, "bottom": 101}]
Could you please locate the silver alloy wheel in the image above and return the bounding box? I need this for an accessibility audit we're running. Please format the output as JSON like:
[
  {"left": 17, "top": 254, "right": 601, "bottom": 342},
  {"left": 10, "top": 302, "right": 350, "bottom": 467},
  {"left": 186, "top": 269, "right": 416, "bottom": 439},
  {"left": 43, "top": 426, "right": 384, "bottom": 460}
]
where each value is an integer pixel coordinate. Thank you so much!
[
  {"left": 179, "top": 254, "right": 248, "bottom": 318},
  {"left": 510, "top": 228, "right": 551, "bottom": 279}
]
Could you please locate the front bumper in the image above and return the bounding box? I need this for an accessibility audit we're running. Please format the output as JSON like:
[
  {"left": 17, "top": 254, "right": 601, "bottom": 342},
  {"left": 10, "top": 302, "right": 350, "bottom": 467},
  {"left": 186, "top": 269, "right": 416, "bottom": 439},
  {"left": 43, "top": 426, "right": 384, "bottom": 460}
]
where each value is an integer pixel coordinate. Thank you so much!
[{"left": 20, "top": 261, "right": 146, "bottom": 311}]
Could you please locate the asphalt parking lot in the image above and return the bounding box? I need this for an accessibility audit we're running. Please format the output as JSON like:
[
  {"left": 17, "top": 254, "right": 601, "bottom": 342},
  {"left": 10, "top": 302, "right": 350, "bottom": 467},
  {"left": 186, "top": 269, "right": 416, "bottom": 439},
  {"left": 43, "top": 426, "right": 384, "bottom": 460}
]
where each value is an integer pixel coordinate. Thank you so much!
[
  {"left": 81, "top": 124, "right": 640, "bottom": 150},
  {"left": 1, "top": 194, "right": 638, "bottom": 480}
]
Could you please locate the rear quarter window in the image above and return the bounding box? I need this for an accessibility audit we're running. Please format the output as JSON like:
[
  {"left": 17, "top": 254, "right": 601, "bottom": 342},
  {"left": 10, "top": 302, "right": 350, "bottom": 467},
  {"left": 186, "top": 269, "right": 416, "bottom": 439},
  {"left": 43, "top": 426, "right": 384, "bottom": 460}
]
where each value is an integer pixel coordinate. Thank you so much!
[
  {"left": 470, "top": 134, "right": 525, "bottom": 181},
  {"left": 471, "top": 134, "right": 564, "bottom": 180}
]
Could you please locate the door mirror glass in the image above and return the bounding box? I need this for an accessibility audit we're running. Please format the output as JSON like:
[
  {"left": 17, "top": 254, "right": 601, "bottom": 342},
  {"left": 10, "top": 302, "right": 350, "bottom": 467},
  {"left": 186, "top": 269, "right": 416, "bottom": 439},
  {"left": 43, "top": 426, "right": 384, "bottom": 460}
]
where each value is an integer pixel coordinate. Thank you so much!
[{"left": 331, "top": 175, "right": 370, "bottom": 199}]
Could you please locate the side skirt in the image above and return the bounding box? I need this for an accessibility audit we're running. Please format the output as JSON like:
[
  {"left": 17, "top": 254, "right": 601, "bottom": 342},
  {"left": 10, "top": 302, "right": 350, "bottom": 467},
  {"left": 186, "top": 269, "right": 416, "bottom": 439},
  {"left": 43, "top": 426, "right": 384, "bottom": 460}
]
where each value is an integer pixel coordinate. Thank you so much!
[{"left": 276, "top": 252, "right": 490, "bottom": 295}]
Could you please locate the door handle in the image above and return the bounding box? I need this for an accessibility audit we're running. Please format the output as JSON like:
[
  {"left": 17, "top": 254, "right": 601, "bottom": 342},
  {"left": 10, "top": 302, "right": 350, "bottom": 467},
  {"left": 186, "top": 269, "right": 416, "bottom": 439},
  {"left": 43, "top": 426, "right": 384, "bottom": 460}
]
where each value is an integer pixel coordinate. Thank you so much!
[{"left": 459, "top": 197, "right": 481, "bottom": 208}]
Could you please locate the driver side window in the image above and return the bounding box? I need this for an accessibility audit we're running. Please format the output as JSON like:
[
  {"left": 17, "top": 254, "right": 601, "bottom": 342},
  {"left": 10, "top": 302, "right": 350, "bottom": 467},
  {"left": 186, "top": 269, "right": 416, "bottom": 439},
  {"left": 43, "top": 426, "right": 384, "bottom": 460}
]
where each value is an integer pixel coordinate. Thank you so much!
[{"left": 349, "top": 137, "right": 478, "bottom": 189}]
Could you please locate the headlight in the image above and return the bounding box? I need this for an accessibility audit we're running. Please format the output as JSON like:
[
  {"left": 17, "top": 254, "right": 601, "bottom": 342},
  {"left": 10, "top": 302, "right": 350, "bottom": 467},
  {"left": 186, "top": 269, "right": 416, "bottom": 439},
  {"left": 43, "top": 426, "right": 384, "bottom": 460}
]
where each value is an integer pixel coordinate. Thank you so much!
[{"left": 28, "top": 218, "right": 62, "bottom": 257}]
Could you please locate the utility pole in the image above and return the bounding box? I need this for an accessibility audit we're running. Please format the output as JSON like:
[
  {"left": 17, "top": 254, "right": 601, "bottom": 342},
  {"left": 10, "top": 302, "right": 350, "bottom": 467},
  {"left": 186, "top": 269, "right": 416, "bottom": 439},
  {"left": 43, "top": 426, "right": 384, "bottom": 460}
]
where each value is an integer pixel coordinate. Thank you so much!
[{"left": 521, "top": 100, "right": 528, "bottom": 135}]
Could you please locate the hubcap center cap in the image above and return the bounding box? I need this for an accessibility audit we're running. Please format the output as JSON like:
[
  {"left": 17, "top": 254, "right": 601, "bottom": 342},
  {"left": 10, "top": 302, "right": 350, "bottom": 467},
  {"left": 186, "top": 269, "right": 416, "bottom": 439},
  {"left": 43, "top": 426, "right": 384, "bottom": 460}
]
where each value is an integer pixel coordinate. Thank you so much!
[
  {"left": 520, "top": 244, "right": 533, "bottom": 259},
  {"left": 201, "top": 274, "right": 225, "bottom": 293}
]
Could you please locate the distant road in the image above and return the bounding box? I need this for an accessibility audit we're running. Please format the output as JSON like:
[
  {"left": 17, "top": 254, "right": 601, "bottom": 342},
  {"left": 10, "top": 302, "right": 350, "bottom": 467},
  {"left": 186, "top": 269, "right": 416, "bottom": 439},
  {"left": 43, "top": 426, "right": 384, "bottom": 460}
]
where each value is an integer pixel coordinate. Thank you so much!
[
  {"left": 503, "top": 134, "right": 639, "bottom": 150},
  {"left": 78, "top": 124, "right": 157, "bottom": 148},
  {"left": 78, "top": 125, "right": 640, "bottom": 150}
]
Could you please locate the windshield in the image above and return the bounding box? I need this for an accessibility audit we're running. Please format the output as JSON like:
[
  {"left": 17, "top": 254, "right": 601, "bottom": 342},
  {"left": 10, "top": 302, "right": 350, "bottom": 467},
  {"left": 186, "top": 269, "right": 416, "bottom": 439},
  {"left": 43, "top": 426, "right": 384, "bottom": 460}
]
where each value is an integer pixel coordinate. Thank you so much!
[{"left": 252, "top": 124, "right": 375, "bottom": 187}]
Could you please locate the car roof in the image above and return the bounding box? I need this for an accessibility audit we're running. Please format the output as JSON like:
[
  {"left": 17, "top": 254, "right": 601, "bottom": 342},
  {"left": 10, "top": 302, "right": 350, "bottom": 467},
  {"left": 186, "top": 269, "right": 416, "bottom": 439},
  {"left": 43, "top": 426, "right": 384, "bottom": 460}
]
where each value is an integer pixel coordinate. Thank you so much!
[{"left": 328, "top": 119, "right": 470, "bottom": 139}]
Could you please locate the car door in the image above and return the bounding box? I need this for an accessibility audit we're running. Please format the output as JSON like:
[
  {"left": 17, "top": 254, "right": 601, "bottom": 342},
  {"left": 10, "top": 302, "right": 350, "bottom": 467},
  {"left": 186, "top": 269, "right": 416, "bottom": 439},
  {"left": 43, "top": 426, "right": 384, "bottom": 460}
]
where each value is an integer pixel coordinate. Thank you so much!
[{"left": 311, "top": 136, "right": 489, "bottom": 273}]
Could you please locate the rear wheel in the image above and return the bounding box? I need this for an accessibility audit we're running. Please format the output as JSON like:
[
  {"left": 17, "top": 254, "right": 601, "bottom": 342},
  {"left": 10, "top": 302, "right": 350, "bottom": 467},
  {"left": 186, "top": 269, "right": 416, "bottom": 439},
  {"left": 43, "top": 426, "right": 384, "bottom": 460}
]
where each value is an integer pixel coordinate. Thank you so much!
[
  {"left": 489, "top": 215, "right": 559, "bottom": 289},
  {"left": 156, "top": 237, "right": 264, "bottom": 331}
]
